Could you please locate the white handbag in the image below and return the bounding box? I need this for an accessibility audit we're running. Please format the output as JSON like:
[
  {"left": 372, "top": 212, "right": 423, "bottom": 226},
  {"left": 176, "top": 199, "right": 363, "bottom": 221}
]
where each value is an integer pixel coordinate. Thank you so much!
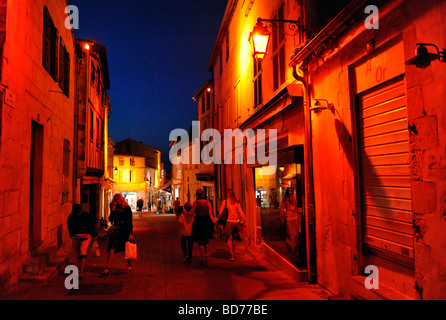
[{"left": 125, "top": 240, "right": 137, "bottom": 261}]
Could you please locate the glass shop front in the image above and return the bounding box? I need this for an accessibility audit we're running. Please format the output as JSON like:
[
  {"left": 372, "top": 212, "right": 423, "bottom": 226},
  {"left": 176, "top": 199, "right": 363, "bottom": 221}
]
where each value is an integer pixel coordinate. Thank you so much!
[{"left": 254, "top": 151, "right": 307, "bottom": 269}]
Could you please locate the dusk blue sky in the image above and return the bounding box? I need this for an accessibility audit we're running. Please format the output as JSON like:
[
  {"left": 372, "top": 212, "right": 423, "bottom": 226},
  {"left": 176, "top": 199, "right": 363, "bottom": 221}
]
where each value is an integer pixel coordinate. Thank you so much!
[{"left": 70, "top": 0, "right": 228, "bottom": 172}]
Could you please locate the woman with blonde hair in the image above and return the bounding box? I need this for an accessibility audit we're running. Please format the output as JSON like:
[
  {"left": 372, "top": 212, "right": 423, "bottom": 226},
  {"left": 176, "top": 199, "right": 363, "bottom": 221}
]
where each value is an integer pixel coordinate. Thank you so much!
[
  {"left": 101, "top": 193, "right": 134, "bottom": 276},
  {"left": 217, "top": 189, "right": 245, "bottom": 262}
]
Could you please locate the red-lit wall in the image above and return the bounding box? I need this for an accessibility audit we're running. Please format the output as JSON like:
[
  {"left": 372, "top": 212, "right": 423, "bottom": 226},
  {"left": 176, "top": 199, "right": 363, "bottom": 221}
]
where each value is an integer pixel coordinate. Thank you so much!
[
  {"left": 0, "top": 0, "right": 75, "bottom": 289},
  {"left": 306, "top": 0, "right": 446, "bottom": 299}
]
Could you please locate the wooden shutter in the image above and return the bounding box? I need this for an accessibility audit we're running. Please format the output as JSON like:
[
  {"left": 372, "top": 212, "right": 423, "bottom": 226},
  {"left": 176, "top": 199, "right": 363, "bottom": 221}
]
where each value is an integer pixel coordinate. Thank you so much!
[
  {"left": 272, "top": 3, "right": 285, "bottom": 91},
  {"left": 59, "top": 38, "right": 65, "bottom": 91},
  {"left": 42, "top": 7, "right": 51, "bottom": 71},
  {"left": 358, "top": 77, "right": 414, "bottom": 262},
  {"left": 65, "top": 51, "right": 70, "bottom": 97},
  {"left": 50, "top": 26, "right": 59, "bottom": 81}
]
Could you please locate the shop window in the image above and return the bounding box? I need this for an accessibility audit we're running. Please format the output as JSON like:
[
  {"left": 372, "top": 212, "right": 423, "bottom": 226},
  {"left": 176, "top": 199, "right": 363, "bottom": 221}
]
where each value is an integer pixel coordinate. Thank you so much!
[{"left": 255, "top": 163, "right": 306, "bottom": 269}]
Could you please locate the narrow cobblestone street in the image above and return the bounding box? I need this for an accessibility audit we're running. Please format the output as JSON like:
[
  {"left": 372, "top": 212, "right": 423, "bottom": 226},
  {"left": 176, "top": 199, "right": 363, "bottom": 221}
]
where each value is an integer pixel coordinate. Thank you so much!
[{"left": 2, "top": 212, "right": 329, "bottom": 301}]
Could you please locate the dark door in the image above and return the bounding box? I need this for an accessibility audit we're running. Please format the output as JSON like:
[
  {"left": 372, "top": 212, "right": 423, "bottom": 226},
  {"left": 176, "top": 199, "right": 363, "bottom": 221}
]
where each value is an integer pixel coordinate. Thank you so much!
[{"left": 29, "top": 121, "right": 43, "bottom": 250}]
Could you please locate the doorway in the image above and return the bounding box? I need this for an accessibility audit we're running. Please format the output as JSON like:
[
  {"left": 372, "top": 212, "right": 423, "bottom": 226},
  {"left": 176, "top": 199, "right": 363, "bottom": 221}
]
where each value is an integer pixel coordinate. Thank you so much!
[{"left": 29, "top": 121, "right": 43, "bottom": 250}]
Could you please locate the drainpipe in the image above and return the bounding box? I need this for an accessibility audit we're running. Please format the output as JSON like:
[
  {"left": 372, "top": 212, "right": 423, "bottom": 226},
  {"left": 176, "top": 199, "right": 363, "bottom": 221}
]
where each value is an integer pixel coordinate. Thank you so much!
[
  {"left": 293, "top": 65, "right": 317, "bottom": 284},
  {"left": 73, "top": 51, "right": 80, "bottom": 205}
]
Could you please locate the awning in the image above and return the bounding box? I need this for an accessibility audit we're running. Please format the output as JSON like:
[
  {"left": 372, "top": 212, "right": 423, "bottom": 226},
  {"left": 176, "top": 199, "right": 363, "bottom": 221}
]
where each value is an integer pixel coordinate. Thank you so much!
[
  {"left": 85, "top": 167, "right": 104, "bottom": 178},
  {"left": 247, "top": 145, "right": 304, "bottom": 168},
  {"left": 156, "top": 180, "right": 172, "bottom": 194},
  {"left": 100, "top": 178, "right": 115, "bottom": 189}
]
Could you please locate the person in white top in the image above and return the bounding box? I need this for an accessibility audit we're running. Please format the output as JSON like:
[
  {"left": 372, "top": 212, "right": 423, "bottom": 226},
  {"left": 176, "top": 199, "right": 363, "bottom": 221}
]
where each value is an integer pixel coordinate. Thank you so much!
[{"left": 217, "top": 189, "right": 245, "bottom": 262}]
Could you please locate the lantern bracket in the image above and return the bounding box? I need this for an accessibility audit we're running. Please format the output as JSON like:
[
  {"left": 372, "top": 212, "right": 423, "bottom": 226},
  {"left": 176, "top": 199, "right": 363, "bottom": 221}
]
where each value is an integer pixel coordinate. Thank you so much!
[{"left": 256, "top": 17, "right": 301, "bottom": 36}]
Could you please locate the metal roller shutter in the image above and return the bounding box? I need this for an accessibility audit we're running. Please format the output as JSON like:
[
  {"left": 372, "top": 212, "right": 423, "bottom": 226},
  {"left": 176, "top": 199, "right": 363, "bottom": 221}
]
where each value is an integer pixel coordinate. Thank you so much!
[{"left": 358, "top": 77, "right": 414, "bottom": 262}]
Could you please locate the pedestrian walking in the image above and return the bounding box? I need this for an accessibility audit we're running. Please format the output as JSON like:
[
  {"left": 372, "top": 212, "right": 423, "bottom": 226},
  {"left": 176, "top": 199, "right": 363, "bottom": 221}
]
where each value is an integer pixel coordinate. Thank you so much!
[
  {"left": 178, "top": 202, "right": 194, "bottom": 264},
  {"left": 137, "top": 198, "right": 144, "bottom": 217},
  {"left": 173, "top": 197, "right": 181, "bottom": 218},
  {"left": 67, "top": 204, "right": 97, "bottom": 279},
  {"left": 190, "top": 189, "right": 215, "bottom": 265},
  {"left": 101, "top": 193, "right": 134, "bottom": 276},
  {"left": 217, "top": 189, "right": 245, "bottom": 262}
]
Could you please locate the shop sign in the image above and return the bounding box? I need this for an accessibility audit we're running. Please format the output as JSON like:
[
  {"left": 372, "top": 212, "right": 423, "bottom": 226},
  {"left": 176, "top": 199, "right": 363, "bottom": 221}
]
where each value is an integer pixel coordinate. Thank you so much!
[{"left": 355, "top": 42, "right": 405, "bottom": 93}]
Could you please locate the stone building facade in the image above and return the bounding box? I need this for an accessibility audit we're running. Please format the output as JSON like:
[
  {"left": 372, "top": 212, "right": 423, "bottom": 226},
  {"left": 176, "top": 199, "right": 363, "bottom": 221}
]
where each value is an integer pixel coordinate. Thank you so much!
[
  {"left": 0, "top": 0, "right": 76, "bottom": 289},
  {"left": 207, "top": 0, "right": 446, "bottom": 299}
]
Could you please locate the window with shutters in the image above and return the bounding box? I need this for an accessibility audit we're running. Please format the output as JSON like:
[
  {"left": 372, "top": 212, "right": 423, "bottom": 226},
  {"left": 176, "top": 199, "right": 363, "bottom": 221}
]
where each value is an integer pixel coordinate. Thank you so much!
[
  {"left": 91, "top": 62, "right": 96, "bottom": 84},
  {"left": 101, "top": 121, "right": 104, "bottom": 150},
  {"left": 58, "top": 38, "right": 70, "bottom": 97},
  {"left": 206, "top": 91, "right": 211, "bottom": 111},
  {"left": 90, "top": 110, "right": 94, "bottom": 141},
  {"left": 201, "top": 95, "right": 205, "bottom": 114},
  {"left": 65, "top": 50, "right": 70, "bottom": 97},
  {"left": 271, "top": 3, "right": 286, "bottom": 91},
  {"left": 42, "top": 6, "right": 70, "bottom": 97},
  {"left": 59, "top": 38, "right": 65, "bottom": 92},
  {"left": 253, "top": 59, "right": 263, "bottom": 108},
  {"left": 96, "top": 118, "right": 100, "bottom": 149},
  {"left": 43, "top": 7, "right": 58, "bottom": 81}
]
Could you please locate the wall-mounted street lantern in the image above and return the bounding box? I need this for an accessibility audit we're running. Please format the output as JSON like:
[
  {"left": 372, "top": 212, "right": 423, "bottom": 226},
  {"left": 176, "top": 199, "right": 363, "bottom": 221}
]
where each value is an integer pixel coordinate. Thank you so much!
[
  {"left": 249, "top": 19, "right": 271, "bottom": 61},
  {"left": 114, "top": 167, "right": 118, "bottom": 175},
  {"left": 405, "top": 43, "right": 445, "bottom": 68},
  {"left": 249, "top": 17, "right": 301, "bottom": 61},
  {"left": 310, "top": 99, "right": 334, "bottom": 114}
]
